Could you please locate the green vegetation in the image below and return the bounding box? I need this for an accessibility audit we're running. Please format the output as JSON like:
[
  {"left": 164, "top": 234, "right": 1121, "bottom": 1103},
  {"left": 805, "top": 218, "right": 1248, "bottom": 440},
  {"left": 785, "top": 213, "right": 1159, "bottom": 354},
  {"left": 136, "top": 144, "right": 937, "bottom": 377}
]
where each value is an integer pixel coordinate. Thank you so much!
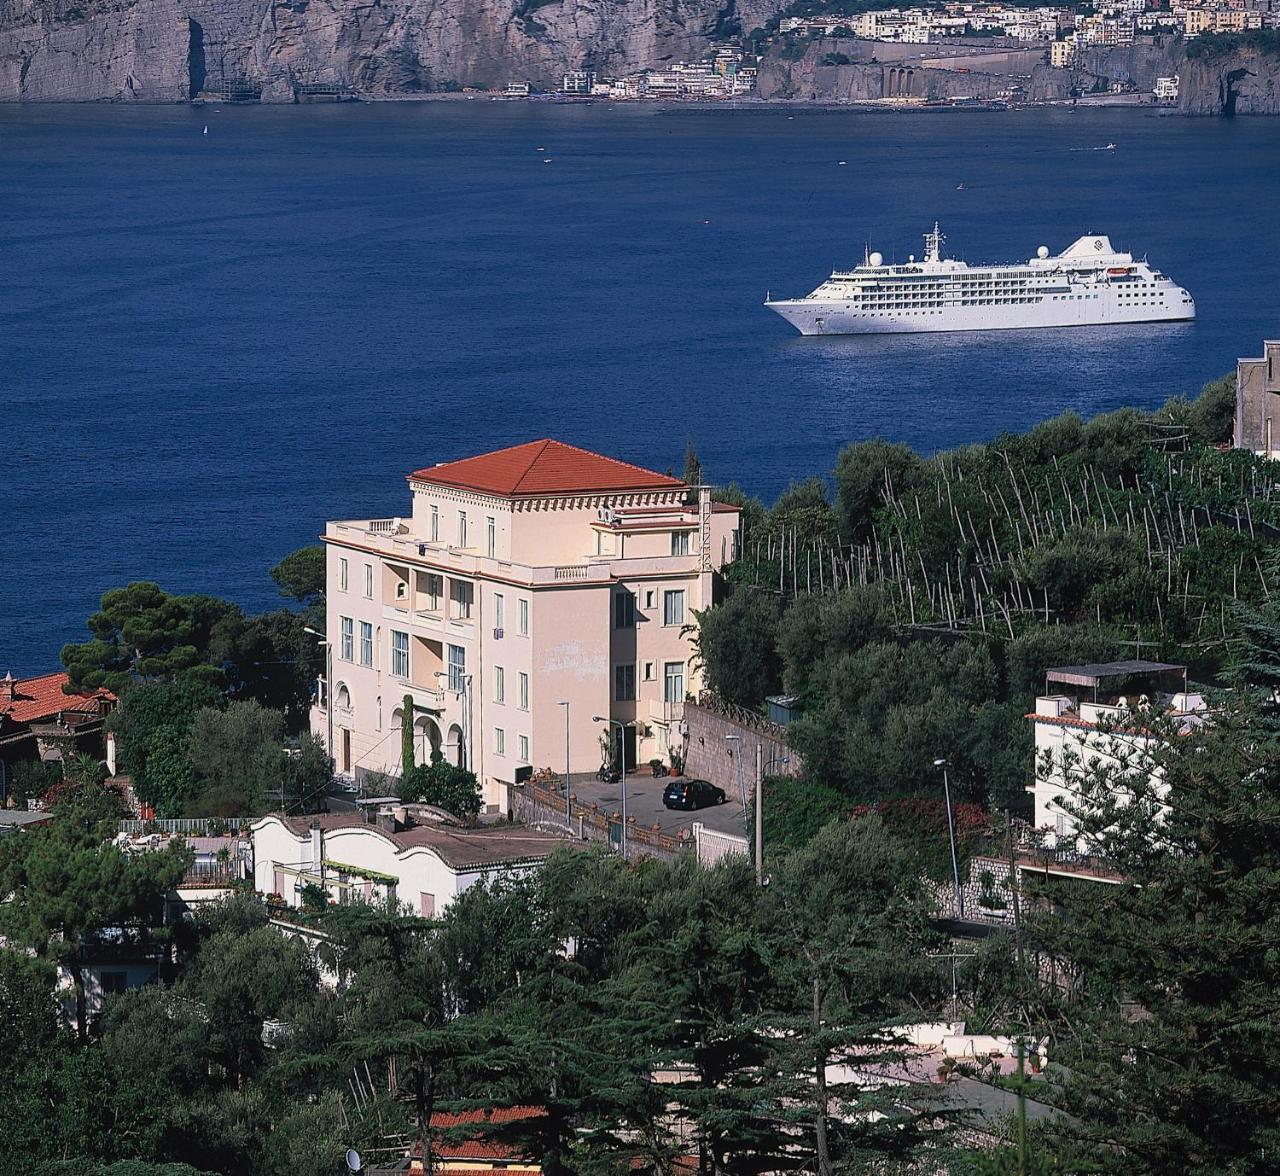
[
  {"left": 53, "top": 548, "right": 330, "bottom": 818},
  {"left": 1184, "top": 27, "right": 1280, "bottom": 59},
  {"left": 699, "top": 374, "right": 1256, "bottom": 813},
  {"left": 0, "top": 815, "right": 957, "bottom": 1174}
]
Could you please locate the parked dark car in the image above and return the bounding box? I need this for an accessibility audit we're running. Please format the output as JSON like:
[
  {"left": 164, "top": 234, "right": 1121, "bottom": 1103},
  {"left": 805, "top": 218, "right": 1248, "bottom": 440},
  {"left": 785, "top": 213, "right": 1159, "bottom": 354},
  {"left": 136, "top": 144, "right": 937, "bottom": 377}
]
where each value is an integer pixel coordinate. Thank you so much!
[{"left": 662, "top": 779, "right": 728, "bottom": 811}]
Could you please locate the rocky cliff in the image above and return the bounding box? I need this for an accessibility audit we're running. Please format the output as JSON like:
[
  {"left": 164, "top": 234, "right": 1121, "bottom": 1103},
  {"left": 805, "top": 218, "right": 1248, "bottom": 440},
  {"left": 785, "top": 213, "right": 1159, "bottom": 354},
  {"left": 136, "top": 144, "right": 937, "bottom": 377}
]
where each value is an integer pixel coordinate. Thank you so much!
[
  {"left": 756, "top": 37, "right": 1071, "bottom": 104},
  {"left": 0, "top": 0, "right": 784, "bottom": 100},
  {"left": 1178, "top": 36, "right": 1280, "bottom": 114}
]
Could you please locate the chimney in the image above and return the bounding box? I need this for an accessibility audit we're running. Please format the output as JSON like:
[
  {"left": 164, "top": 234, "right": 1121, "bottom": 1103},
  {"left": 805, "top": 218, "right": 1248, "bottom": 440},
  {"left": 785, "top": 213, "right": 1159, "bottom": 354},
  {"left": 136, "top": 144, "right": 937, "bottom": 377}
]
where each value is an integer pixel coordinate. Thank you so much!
[
  {"left": 309, "top": 819, "right": 322, "bottom": 867},
  {"left": 0, "top": 671, "right": 16, "bottom": 703}
]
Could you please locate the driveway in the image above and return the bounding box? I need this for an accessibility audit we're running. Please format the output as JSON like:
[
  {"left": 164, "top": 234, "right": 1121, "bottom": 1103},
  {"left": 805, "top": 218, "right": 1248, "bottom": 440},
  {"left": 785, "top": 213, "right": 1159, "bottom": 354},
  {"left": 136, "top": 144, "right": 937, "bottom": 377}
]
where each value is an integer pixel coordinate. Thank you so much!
[{"left": 564, "top": 772, "right": 749, "bottom": 841}]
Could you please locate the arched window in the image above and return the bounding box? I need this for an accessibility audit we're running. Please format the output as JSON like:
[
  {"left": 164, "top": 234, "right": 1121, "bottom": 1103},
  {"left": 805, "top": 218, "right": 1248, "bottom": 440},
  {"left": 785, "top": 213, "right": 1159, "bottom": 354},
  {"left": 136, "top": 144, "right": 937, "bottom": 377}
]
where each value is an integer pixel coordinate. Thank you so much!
[{"left": 335, "top": 683, "right": 352, "bottom": 713}]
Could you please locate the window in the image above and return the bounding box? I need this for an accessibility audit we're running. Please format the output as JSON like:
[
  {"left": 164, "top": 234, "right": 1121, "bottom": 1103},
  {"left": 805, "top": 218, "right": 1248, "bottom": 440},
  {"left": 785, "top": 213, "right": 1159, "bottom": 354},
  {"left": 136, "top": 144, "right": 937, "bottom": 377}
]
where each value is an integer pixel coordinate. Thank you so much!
[
  {"left": 644, "top": 589, "right": 656, "bottom": 610},
  {"left": 643, "top": 661, "right": 655, "bottom": 682},
  {"left": 663, "top": 661, "right": 685, "bottom": 704},
  {"left": 430, "top": 504, "right": 439, "bottom": 542},
  {"left": 340, "top": 617, "right": 354, "bottom": 661},
  {"left": 422, "top": 573, "right": 442, "bottom": 612},
  {"left": 364, "top": 564, "right": 374, "bottom": 599},
  {"left": 395, "top": 579, "right": 408, "bottom": 601},
  {"left": 494, "top": 666, "right": 505, "bottom": 704},
  {"left": 518, "top": 734, "right": 530, "bottom": 762},
  {"left": 615, "top": 664, "right": 636, "bottom": 701},
  {"left": 518, "top": 598, "right": 530, "bottom": 636},
  {"left": 359, "top": 621, "right": 373, "bottom": 667},
  {"left": 376, "top": 695, "right": 382, "bottom": 731},
  {"left": 391, "top": 631, "right": 409, "bottom": 679},
  {"left": 420, "top": 892, "right": 436, "bottom": 917},
  {"left": 100, "top": 971, "right": 128, "bottom": 996},
  {"left": 518, "top": 671, "right": 530, "bottom": 711},
  {"left": 339, "top": 557, "right": 349, "bottom": 592},
  {"left": 450, "top": 579, "right": 473, "bottom": 620},
  {"left": 614, "top": 591, "right": 635, "bottom": 629},
  {"left": 494, "top": 728, "right": 506, "bottom": 755},
  {"left": 457, "top": 511, "right": 468, "bottom": 549},
  {"left": 494, "top": 593, "right": 505, "bottom": 632},
  {"left": 671, "top": 530, "right": 691, "bottom": 556},
  {"left": 447, "top": 644, "right": 466, "bottom": 693},
  {"left": 487, "top": 516, "right": 496, "bottom": 558},
  {"left": 663, "top": 589, "right": 685, "bottom": 627}
]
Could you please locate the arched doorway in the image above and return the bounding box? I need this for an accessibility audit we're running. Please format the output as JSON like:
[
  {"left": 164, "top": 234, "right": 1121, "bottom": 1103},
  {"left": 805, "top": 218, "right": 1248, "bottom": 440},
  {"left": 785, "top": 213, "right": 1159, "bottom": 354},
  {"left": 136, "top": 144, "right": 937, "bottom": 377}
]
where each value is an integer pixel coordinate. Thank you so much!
[
  {"left": 415, "top": 715, "right": 442, "bottom": 764},
  {"left": 445, "top": 723, "right": 466, "bottom": 770}
]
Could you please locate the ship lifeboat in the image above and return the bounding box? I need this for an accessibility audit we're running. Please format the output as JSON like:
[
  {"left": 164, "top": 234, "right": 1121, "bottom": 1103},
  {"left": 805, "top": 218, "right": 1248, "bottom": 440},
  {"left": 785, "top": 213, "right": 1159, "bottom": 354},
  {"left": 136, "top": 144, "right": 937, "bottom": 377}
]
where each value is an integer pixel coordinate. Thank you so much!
[{"left": 1107, "top": 266, "right": 1133, "bottom": 275}]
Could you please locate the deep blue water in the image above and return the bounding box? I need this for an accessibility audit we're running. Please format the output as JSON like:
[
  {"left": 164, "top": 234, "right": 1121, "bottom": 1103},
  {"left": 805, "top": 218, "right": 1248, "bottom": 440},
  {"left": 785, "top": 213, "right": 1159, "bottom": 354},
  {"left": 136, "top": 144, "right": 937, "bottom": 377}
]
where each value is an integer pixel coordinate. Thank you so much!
[{"left": 3, "top": 102, "right": 1278, "bottom": 674}]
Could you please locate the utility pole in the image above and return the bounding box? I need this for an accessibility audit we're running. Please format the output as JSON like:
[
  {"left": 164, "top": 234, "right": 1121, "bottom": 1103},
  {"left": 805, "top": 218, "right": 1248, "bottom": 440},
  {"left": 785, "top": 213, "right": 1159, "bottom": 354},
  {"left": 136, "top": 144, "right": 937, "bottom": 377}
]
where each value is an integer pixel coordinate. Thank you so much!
[
  {"left": 304, "top": 627, "right": 333, "bottom": 780},
  {"left": 754, "top": 740, "right": 763, "bottom": 887},
  {"left": 935, "top": 757, "right": 964, "bottom": 920},
  {"left": 558, "top": 700, "right": 571, "bottom": 833}
]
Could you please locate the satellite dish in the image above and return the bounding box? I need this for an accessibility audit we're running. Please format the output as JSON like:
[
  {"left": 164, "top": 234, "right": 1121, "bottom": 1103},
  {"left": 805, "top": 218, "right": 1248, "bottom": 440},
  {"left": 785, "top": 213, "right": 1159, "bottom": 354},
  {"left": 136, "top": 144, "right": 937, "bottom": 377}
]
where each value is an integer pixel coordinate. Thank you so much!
[
  {"left": 346, "top": 1149, "right": 363, "bottom": 1173},
  {"left": 868, "top": 251, "right": 883, "bottom": 266}
]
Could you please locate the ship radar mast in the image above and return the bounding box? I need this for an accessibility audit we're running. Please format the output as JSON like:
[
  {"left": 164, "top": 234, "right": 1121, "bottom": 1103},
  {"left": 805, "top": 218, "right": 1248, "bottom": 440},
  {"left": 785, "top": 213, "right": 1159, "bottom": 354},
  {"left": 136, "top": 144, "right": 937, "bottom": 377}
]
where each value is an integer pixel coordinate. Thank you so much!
[{"left": 923, "top": 221, "right": 945, "bottom": 263}]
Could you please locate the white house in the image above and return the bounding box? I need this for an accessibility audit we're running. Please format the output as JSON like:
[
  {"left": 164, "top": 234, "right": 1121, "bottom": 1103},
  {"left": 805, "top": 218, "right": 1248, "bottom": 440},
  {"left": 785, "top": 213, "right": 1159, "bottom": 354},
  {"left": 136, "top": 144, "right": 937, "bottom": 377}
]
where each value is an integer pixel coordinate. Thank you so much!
[
  {"left": 1026, "top": 660, "right": 1206, "bottom": 843},
  {"left": 251, "top": 809, "right": 574, "bottom": 918}
]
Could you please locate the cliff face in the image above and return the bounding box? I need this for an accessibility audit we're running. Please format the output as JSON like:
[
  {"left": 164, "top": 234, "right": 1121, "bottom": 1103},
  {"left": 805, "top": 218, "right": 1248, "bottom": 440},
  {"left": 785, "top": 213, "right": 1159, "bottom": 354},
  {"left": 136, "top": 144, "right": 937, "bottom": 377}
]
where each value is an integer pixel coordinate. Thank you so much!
[
  {"left": 756, "top": 37, "right": 1071, "bottom": 104},
  {"left": 0, "top": 0, "right": 785, "bottom": 100},
  {"left": 1178, "top": 42, "right": 1280, "bottom": 114}
]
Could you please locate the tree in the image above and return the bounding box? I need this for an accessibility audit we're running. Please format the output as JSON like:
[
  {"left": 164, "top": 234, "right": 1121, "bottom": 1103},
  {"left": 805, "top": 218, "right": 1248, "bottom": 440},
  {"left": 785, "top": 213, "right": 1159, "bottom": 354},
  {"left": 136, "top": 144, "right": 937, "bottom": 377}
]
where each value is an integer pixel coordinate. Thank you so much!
[
  {"left": 1020, "top": 697, "right": 1280, "bottom": 1172},
  {"left": 61, "top": 582, "right": 240, "bottom": 693},
  {"left": 107, "top": 679, "right": 224, "bottom": 810},
  {"left": 833, "top": 439, "right": 922, "bottom": 543},
  {"left": 691, "top": 590, "right": 784, "bottom": 709},
  {"left": 186, "top": 700, "right": 287, "bottom": 815},
  {"left": 401, "top": 760, "right": 482, "bottom": 822},
  {"left": 760, "top": 818, "right": 945, "bottom": 1173},
  {"left": 0, "top": 785, "right": 190, "bottom": 1037},
  {"left": 270, "top": 545, "right": 326, "bottom": 607},
  {"left": 683, "top": 437, "right": 703, "bottom": 487}
]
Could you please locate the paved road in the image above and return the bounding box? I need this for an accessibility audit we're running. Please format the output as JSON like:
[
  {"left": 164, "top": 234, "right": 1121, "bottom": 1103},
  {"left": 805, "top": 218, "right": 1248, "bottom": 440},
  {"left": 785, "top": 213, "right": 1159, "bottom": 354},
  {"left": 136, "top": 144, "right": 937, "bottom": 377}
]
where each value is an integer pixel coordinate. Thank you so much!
[{"left": 565, "top": 772, "right": 749, "bottom": 841}]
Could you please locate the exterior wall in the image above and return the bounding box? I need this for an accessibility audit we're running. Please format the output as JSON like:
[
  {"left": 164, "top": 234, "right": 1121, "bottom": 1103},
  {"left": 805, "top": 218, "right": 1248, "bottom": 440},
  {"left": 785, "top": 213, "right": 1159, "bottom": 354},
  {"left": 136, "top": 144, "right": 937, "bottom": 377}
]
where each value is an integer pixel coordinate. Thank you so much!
[
  {"left": 313, "top": 478, "right": 740, "bottom": 807},
  {"left": 682, "top": 695, "right": 801, "bottom": 796},
  {"left": 1235, "top": 341, "right": 1280, "bottom": 458},
  {"left": 250, "top": 816, "right": 544, "bottom": 918}
]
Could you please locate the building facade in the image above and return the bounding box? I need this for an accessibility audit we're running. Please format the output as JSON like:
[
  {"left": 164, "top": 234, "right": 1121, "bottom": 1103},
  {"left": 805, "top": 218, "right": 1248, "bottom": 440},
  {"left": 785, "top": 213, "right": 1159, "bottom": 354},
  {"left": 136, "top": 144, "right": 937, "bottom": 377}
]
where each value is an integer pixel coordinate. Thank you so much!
[
  {"left": 311, "top": 440, "right": 740, "bottom": 806},
  {"left": 1234, "top": 339, "right": 1280, "bottom": 458},
  {"left": 1026, "top": 660, "right": 1206, "bottom": 842},
  {"left": 252, "top": 810, "right": 575, "bottom": 916}
]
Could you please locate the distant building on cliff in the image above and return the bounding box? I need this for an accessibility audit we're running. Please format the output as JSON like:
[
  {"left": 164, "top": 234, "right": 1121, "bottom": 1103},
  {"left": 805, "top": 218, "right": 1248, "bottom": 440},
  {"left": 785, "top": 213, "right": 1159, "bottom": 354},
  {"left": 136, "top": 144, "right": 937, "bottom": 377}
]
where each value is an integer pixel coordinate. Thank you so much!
[
  {"left": 310, "top": 440, "right": 740, "bottom": 808},
  {"left": 1234, "top": 339, "right": 1280, "bottom": 458},
  {"left": 0, "top": 671, "right": 116, "bottom": 798}
]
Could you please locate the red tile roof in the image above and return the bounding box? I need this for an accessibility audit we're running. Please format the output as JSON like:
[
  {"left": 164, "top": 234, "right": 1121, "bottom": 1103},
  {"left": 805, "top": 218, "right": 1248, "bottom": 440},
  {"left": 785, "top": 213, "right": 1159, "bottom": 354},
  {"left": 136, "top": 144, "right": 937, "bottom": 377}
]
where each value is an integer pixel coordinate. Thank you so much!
[
  {"left": 430, "top": 1106, "right": 546, "bottom": 1162},
  {"left": 409, "top": 440, "right": 685, "bottom": 498},
  {"left": 0, "top": 672, "right": 114, "bottom": 726}
]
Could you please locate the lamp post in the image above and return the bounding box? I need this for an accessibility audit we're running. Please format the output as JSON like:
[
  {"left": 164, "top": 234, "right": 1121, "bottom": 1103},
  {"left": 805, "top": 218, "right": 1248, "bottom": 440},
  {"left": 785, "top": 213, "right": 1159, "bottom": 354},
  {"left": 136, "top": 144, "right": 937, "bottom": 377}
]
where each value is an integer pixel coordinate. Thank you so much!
[
  {"left": 594, "top": 716, "right": 627, "bottom": 859},
  {"left": 303, "top": 627, "right": 334, "bottom": 781},
  {"left": 724, "top": 734, "right": 745, "bottom": 815},
  {"left": 558, "top": 700, "right": 571, "bottom": 833},
  {"left": 934, "top": 757, "right": 964, "bottom": 920},
  {"left": 435, "top": 670, "right": 473, "bottom": 772},
  {"left": 756, "top": 752, "right": 790, "bottom": 888}
]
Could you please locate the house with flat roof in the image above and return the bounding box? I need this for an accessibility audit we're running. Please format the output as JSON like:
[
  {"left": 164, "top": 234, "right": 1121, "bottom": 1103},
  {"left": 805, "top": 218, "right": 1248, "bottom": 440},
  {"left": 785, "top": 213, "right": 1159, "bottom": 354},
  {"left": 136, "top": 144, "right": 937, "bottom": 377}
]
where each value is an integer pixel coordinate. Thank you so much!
[
  {"left": 1234, "top": 339, "right": 1280, "bottom": 458},
  {"left": 1026, "top": 660, "right": 1206, "bottom": 843},
  {"left": 252, "top": 809, "right": 576, "bottom": 917},
  {"left": 311, "top": 439, "right": 740, "bottom": 808}
]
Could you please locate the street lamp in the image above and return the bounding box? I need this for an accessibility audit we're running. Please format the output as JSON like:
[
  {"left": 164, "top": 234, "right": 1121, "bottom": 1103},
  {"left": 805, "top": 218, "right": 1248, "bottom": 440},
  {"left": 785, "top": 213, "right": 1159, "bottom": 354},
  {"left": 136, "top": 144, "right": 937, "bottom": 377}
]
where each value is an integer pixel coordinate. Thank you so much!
[
  {"left": 724, "top": 734, "right": 745, "bottom": 815},
  {"left": 593, "top": 716, "right": 628, "bottom": 860},
  {"left": 435, "top": 670, "right": 474, "bottom": 772},
  {"left": 934, "top": 757, "right": 964, "bottom": 920},
  {"left": 303, "top": 627, "right": 334, "bottom": 781},
  {"left": 557, "top": 700, "right": 571, "bottom": 834}
]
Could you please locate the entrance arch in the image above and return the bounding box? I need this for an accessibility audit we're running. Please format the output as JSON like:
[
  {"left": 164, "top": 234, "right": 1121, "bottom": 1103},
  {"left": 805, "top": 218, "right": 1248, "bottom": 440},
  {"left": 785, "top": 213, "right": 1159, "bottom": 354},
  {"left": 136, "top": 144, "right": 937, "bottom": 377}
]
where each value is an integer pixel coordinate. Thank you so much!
[
  {"left": 415, "top": 715, "right": 442, "bottom": 764},
  {"left": 445, "top": 723, "right": 466, "bottom": 770}
]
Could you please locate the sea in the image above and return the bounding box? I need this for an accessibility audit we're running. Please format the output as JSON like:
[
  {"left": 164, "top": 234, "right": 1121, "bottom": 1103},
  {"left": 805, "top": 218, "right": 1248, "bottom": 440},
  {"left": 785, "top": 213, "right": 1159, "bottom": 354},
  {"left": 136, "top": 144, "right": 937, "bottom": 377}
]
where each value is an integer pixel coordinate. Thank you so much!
[{"left": 3, "top": 101, "right": 1279, "bottom": 674}]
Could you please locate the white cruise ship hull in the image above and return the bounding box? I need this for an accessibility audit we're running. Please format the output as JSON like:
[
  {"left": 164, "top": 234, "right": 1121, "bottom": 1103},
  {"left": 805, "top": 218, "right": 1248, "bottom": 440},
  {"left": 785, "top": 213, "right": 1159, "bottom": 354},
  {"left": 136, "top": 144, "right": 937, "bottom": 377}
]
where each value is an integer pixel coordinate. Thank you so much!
[
  {"left": 767, "top": 296, "right": 1195, "bottom": 336},
  {"left": 766, "top": 228, "right": 1196, "bottom": 337}
]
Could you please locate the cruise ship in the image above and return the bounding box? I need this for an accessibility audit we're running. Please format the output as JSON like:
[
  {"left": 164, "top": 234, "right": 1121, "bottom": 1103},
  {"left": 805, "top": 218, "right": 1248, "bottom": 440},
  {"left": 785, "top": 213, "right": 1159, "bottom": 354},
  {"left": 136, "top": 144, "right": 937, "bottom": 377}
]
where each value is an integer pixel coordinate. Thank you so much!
[{"left": 765, "top": 225, "right": 1195, "bottom": 336}]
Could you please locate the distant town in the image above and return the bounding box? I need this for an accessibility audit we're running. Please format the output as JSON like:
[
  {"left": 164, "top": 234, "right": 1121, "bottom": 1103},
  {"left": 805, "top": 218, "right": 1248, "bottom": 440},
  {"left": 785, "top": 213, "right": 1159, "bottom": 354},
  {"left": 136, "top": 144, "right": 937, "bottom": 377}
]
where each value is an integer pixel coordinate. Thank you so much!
[{"left": 480, "top": 0, "right": 1280, "bottom": 105}]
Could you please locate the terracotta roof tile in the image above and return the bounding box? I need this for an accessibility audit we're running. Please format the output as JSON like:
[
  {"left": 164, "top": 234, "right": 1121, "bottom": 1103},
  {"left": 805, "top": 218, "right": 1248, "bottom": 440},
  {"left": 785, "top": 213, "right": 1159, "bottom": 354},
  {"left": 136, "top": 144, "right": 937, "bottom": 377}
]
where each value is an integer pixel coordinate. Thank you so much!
[
  {"left": 409, "top": 440, "right": 685, "bottom": 498},
  {"left": 0, "top": 672, "right": 115, "bottom": 726}
]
